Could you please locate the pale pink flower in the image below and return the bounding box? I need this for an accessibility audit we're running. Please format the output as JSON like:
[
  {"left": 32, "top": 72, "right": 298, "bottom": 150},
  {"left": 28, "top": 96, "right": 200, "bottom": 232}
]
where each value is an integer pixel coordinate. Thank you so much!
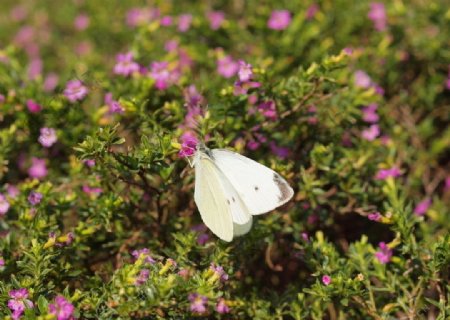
[
  {"left": 38, "top": 128, "right": 57, "bottom": 147},
  {"left": 368, "top": 2, "right": 387, "bottom": 31},
  {"left": 28, "top": 157, "right": 48, "bottom": 179},
  {"left": 178, "top": 14, "right": 192, "bottom": 32},
  {"left": 113, "top": 52, "right": 140, "bottom": 76},
  {"left": 322, "top": 275, "right": 331, "bottom": 285},
  {"left": 74, "top": 14, "right": 90, "bottom": 31},
  {"left": 217, "top": 56, "right": 239, "bottom": 78},
  {"left": 0, "top": 193, "right": 10, "bottom": 216},
  {"left": 268, "top": 10, "right": 292, "bottom": 30},
  {"left": 375, "top": 242, "right": 392, "bottom": 264},
  {"left": 207, "top": 11, "right": 225, "bottom": 30},
  {"left": 361, "top": 124, "right": 380, "bottom": 141},
  {"left": 64, "top": 80, "right": 88, "bottom": 102},
  {"left": 414, "top": 198, "right": 431, "bottom": 216}
]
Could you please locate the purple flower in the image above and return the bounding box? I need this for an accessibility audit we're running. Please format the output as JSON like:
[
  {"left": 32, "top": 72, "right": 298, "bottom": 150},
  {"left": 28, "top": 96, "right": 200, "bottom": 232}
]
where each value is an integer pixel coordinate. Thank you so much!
[
  {"left": 83, "top": 159, "right": 95, "bottom": 167},
  {"left": 306, "top": 4, "right": 319, "bottom": 20},
  {"left": 104, "top": 92, "right": 124, "bottom": 114},
  {"left": 0, "top": 256, "right": 4, "bottom": 266},
  {"left": 64, "top": 80, "right": 88, "bottom": 103},
  {"left": 26, "top": 99, "right": 42, "bottom": 113},
  {"left": 188, "top": 293, "right": 208, "bottom": 314},
  {"left": 375, "top": 242, "right": 392, "bottom": 264},
  {"left": 268, "top": 10, "right": 292, "bottom": 30},
  {"left": 217, "top": 56, "right": 239, "bottom": 78},
  {"left": 135, "top": 269, "right": 150, "bottom": 286},
  {"left": 414, "top": 198, "right": 431, "bottom": 216},
  {"left": 28, "top": 157, "right": 48, "bottom": 179},
  {"left": 197, "top": 233, "right": 210, "bottom": 245},
  {"left": 113, "top": 52, "right": 140, "bottom": 76},
  {"left": 257, "top": 100, "right": 277, "bottom": 120},
  {"left": 361, "top": 124, "right": 380, "bottom": 141},
  {"left": 354, "top": 70, "right": 373, "bottom": 88},
  {"left": 164, "top": 40, "right": 179, "bottom": 52},
  {"left": 38, "top": 127, "right": 57, "bottom": 147},
  {"left": 149, "top": 61, "right": 178, "bottom": 90},
  {"left": 48, "top": 295, "right": 75, "bottom": 320},
  {"left": 322, "top": 275, "right": 331, "bottom": 285},
  {"left": 215, "top": 298, "right": 230, "bottom": 314},
  {"left": 178, "top": 14, "right": 192, "bottom": 32},
  {"left": 362, "top": 103, "right": 379, "bottom": 123},
  {"left": 131, "top": 248, "right": 155, "bottom": 264},
  {"left": 445, "top": 176, "right": 450, "bottom": 191},
  {"left": 160, "top": 15, "right": 173, "bottom": 26},
  {"left": 74, "top": 14, "right": 90, "bottom": 31},
  {"left": 184, "top": 85, "right": 204, "bottom": 109},
  {"left": 238, "top": 60, "right": 253, "bottom": 82},
  {"left": 210, "top": 263, "right": 229, "bottom": 282},
  {"left": 375, "top": 167, "right": 401, "bottom": 180},
  {"left": 368, "top": 212, "right": 382, "bottom": 221},
  {"left": 207, "top": 11, "right": 225, "bottom": 30},
  {"left": 43, "top": 73, "right": 59, "bottom": 92},
  {"left": 8, "top": 288, "right": 33, "bottom": 320},
  {"left": 368, "top": 2, "right": 387, "bottom": 31},
  {"left": 269, "top": 141, "right": 289, "bottom": 159},
  {"left": 0, "top": 193, "right": 10, "bottom": 216},
  {"left": 82, "top": 185, "right": 103, "bottom": 196},
  {"left": 28, "top": 191, "right": 43, "bottom": 206},
  {"left": 179, "top": 132, "right": 198, "bottom": 158}
]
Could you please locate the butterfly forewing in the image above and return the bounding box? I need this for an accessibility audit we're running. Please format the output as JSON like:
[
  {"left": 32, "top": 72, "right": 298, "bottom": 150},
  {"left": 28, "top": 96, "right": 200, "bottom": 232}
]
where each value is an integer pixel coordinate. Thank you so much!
[
  {"left": 210, "top": 149, "right": 294, "bottom": 215},
  {"left": 194, "top": 153, "right": 252, "bottom": 241}
]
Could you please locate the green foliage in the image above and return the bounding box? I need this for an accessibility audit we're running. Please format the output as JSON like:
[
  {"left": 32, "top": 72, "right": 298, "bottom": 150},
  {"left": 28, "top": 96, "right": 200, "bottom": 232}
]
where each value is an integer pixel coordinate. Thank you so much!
[{"left": 0, "top": 0, "right": 449, "bottom": 319}]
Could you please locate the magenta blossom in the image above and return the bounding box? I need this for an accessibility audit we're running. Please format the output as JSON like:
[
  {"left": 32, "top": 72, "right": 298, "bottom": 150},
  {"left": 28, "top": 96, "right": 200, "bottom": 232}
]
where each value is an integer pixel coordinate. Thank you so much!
[
  {"left": 354, "top": 70, "right": 373, "bottom": 88},
  {"left": 160, "top": 15, "right": 173, "bottom": 26},
  {"left": 233, "top": 80, "right": 261, "bottom": 96},
  {"left": 126, "top": 7, "right": 158, "bottom": 27},
  {"left": 217, "top": 55, "right": 239, "bottom": 78},
  {"left": 48, "top": 295, "right": 75, "bottom": 320},
  {"left": 82, "top": 185, "right": 103, "bottom": 196},
  {"left": 0, "top": 193, "right": 10, "bottom": 216},
  {"left": 28, "top": 58, "right": 42, "bottom": 80},
  {"left": 368, "top": 2, "right": 387, "bottom": 31},
  {"left": 414, "top": 198, "right": 431, "bottom": 216},
  {"left": 238, "top": 60, "right": 253, "bottom": 82},
  {"left": 74, "top": 14, "right": 90, "bottom": 31},
  {"left": 38, "top": 127, "right": 57, "bottom": 147},
  {"left": 178, "top": 14, "right": 192, "bottom": 32},
  {"left": 0, "top": 256, "right": 4, "bottom": 266},
  {"left": 164, "top": 40, "right": 179, "bottom": 52},
  {"left": 268, "top": 10, "right": 292, "bottom": 30},
  {"left": 184, "top": 85, "right": 204, "bottom": 109},
  {"left": 207, "top": 11, "right": 225, "bottom": 30},
  {"left": 322, "top": 275, "right": 331, "bottom": 285},
  {"left": 445, "top": 176, "right": 450, "bottom": 191},
  {"left": 28, "top": 191, "right": 43, "bottom": 206},
  {"left": 269, "top": 142, "right": 290, "bottom": 159},
  {"left": 368, "top": 212, "right": 382, "bottom": 221},
  {"left": 83, "top": 159, "right": 95, "bottom": 167},
  {"left": 375, "top": 242, "right": 392, "bottom": 264},
  {"left": 179, "top": 132, "right": 199, "bottom": 158},
  {"left": 149, "top": 61, "right": 179, "bottom": 90},
  {"left": 257, "top": 100, "right": 277, "bottom": 120},
  {"left": 64, "top": 80, "right": 88, "bottom": 102},
  {"left": 362, "top": 124, "right": 380, "bottom": 141},
  {"left": 8, "top": 288, "right": 33, "bottom": 320},
  {"left": 188, "top": 293, "right": 208, "bottom": 314},
  {"left": 7, "top": 184, "right": 20, "bottom": 198},
  {"left": 44, "top": 73, "right": 59, "bottom": 92},
  {"left": 306, "top": 4, "right": 320, "bottom": 20},
  {"left": 375, "top": 167, "right": 401, "bottom": 180},
  {"left": 0, "top": 94, "right": 5, "bottom": 103},
  {"left": 131, "top": 248, "right": 155, "bottom": 264},
  {"left": 215, "top": 298, "right": 230, "bottom": 314},
  {"left": 113, "top": 52, "right": 140, "bottom": 76},
  {"left": 104, "top": 92, "right": 124, "bottom": 114},
  {"left": 210, "top": 263, "right": 229, "bottom": 282},
  {"left": 135, "top": 269, "right": 150, "bottom": 286},
  {"left": 28, "top": 157, "right": 48, "bottom": 179},
  {"left": 26, "top": 99, "right": 42, "bottom": 113},
  {"left": 362, "top": 103, "right": 379, "bottom": 123}
]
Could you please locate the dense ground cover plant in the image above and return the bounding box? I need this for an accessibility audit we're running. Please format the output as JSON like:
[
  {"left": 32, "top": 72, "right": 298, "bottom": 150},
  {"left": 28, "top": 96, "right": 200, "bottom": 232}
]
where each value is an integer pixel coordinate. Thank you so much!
[{"left": 0, "top": 0, "right": 449, "bottom": 319}]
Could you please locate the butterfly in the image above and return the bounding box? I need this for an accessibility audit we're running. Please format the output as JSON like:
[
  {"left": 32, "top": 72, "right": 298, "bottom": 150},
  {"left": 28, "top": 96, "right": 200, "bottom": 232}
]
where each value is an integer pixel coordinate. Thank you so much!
[{"left": 191, "top": 144, "right": 294, "bottom": 241}]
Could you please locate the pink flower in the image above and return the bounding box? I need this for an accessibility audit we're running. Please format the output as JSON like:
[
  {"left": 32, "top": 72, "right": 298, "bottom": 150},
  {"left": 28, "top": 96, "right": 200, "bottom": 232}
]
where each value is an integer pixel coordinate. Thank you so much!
[
  {"left": 104, "top": 93, "right": 124, "bottom": 114},
  {"left": 26, "top": 99, "right": 42, "bottom": 113},
  {"left": 184, "top": 85, "right": 204, "bottom": 109},
  {"left": 188, "top": 293, "right": 208, "bottom": 314},
  {"left": 160, "top": 15, "right": 173, "bottom": 26},
  {"left": 215, "top": 298, "right": 230, "bottom": 314},
  {"left": 126, "top": 8, "right": 158, "bottom": 27},
  {"left": 257, "top": 100, "right": 277, "bottom": 120},
  {"left": 368, "top": 212, "right": 382, "bottom": 221},
  {"left": 38, "top": 127, "right": 57, "bottom": 147},
  {"left": 207, "top": 11, "right": 225, "bottom": 30},
  {"left": 164, "top": 40, "right": 179, "bottom": 52},
  {"left": 375, "top": 242, "right": 392, "bottom": 264},
  {"left": 178, "top": 14, "right": 192, "bottom": 32},
  {"left": 414, "top": 198, "right": 431, "bottom": 216},
  {"left": 217, "top": 56, "right": 239, "bottom": 78},
  {"left": 149, "top": 61, "right": 177, "bottom": 90},
  {"left": 74, "top": 14, "right": 90, "bottom": 31},
  {"left": 179, "top": 132, "right": 198, "bottom": 158},
  {"left": 28, "top": 157, "right": 48, "bottom": 179},
  {"left": 48, "top": 295, "right": 75, "bottom": 320},
  {"left": 8, "top": 288, "right": 33, "bottom": 320},
  {"left": 43, "top": 73, "right": 59, "bottom": 92},
  {"left": 135, "top": 269, "right": 150, "bottom": 286},
  {"left": 197, "top": 233, "right": 210, "bottom": 245},
  {"left": 6, "top": 185, "right": 20, "bottom": 198},
  {"left": 113, "top": 52, "right": 140, "bottom": 76},
  {"left": 83, "top": 159, "right": 95, "bottom": 167},
  {"left": 11, "top": 5, "right": 28, "bottom": 22},
  {"left": 210, "top": 263, "right": 229, "bottom": 282},
  {"left": 268, "top": 10, "right": 292, "bottom": 30},
  {"left": 28, "top": 191, "right": 43, "bottom": 206},
  {"left": 28, "top": 58, "right": 42, "bottom": 80},
  {"left": 306, "top": 4, "right": 320, "bottom": 20},
  {"left": 322, "top": 275, "right": 331, "bottom": 285},
  {"left": 375, "top": 167, "right": 401, "bottom": 180},
  {"left": 368, "top": 2, "right": 387, "bottom": 31},
  {"left": 0, "top": 193, "right": 10, "bottom": 216},
  {"left": 238, "top": 60, "right": 253, "bottom": 82},
  {"left": 362, "top": 103, "right": 379, "bottom": 123},
  {"left": 131, "top": 248, "right": 155, "bottom": 264},
  {"left": 354, "top": 70, "right": 373, "bottom": 88},
  {"left": 445, "top": 176, "right": 450, "bottom": 191},
  {"left": 0, "top": 256, "right": 4, "bottom": 266},
  {"left": 82, "top": 185, "right": 103, "bottom": 196},
  {"left": 233, "top": 81, "right": 261, "bottom": 96},
  {"left": 64, "top": 80, "right": 88, "bottom": 103},
  {"left": 361, "top": 124, "right": 380, "bottom": 141},
  {"left": 0, "top": 94, "right": 5, "bottom": 103}
]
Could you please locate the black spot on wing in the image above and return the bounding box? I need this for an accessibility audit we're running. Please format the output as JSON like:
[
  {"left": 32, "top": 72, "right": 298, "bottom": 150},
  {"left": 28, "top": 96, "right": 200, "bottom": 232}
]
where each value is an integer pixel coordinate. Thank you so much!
[
  {"left": 254, "top": 186, "right": 259, "bottom": 191},
  {"left": 273, "top": 173, "right": 293, "bottom": 202},
  {"left": 232, "top": 197, "right": 236, "bottom": 202},
  {"left": 227, "top": 199, "right": 230, "bottom": 205}
]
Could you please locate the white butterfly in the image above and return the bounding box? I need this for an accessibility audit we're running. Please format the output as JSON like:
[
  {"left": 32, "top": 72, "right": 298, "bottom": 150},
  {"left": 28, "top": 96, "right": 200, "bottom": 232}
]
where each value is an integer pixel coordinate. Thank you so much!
[{"left": 191, "top": 144, "right": 294, "bottom": 241}]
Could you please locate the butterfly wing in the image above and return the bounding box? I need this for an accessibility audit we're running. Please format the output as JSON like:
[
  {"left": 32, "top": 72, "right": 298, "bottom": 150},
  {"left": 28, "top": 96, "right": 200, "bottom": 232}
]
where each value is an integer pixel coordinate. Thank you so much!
[
  {"left": 194, "top": 154, "right": 252, "bottom": 241},
  {"left": 210, "top": 149, "right": 294, "bottom": 215}
]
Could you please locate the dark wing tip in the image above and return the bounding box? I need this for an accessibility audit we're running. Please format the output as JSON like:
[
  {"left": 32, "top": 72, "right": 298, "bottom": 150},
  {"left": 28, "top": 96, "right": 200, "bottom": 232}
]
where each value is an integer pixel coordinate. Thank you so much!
[{"left": 273, "top": 173, "right": 294, "bottom": 203}]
